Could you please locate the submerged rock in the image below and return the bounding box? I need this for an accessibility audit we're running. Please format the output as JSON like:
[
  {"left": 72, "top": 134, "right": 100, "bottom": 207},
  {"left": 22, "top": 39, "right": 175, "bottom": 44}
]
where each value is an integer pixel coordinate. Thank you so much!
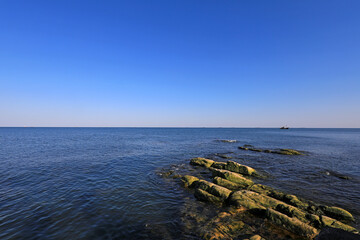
[
  {"left": 194, "top": 188, "right": 222, "bottom": 204},
  {"left": 215, "top": 153, "right": 232, "bottom": 159},
  {"left": 238, "top": 145, "right": 304, "bottom": 155},
  {"left": 273, "top": 149, "right": 303, "bottom": 155},
  {"left": 219, "top": 139, "right": 237, "bottom": 143},
  {"left": 200, "top": 210, "right": 250, "bottom": 240}
]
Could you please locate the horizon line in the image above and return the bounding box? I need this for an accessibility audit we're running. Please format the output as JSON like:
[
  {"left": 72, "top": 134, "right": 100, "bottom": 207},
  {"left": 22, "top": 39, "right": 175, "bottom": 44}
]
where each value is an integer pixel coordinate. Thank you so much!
[{"left": 0, "top": 126, "right": 359, "bottom": 129}]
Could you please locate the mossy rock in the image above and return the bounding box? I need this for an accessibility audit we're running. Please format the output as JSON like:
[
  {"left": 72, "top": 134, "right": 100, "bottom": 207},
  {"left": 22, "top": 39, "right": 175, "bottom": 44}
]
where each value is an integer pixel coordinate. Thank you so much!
[
  {"left": 213, "top": 176, "right": 248, "bottom": 190},
  {"left": 224, "top": 160, "right": 257, "bottom": 176},
  {"left": 210, "top": 168, "right": 254, "bottom": 186},
  {"left": 238, "top": 146, "right": 249, "bottom": 150},
  {"left": 250, "top": 185, "right": 309, "bottom": 211},
  {"left": 266, "top": 208, "right": 319, "bottom": 239},
  {"left": 250, "top": 184, "right": 275, "bottom": 196},
  {"left": 181, "top": 175, "right": 199, "bottom": 188},
  {"left": 275, "top": 203, "right": 308, "bottom": 223},
  {"left": 200, "top": 211, "right": 248, "bottom": 240},
  {"left": 248, "top": 148, "right": 263, "bottom": 152},
  {"left": 229, "top": 190, "right": 277, "bottom": 210},
  {"left": 283, "top": 194, "right": 309, "bottom": 210},
  {"left": 190, "top": 157, "right": 215, "bottom": 168},
  {"left": 212, "top": 162, "right": 227, "bottom": 169},
  {"left": 274, "top": 149, "right": 303, "bottom": 155},
  {"left": 321, "top": 206, "right": 355, "bottom": 223},
  {"left": 306, "top": 213, "right": 322, "bottom": 229},
  {"left": 193, "top": 180, "right": 232, "bottom": 200},
  {"left": 215, "top": 153, "right": 232, "bottom": 159},
  {"left": 320, "top": 215, "right": 358, "bottom": 233},
  {"left": 194, "top": 188, "right": 222, "bottom": 204}
]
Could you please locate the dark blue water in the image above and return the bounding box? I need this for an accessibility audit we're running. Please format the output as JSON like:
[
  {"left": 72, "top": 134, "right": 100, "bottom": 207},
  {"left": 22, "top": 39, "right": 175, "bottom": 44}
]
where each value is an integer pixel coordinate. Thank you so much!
[{"left": 0, "top": 128, "right": 359, "bottom": 239}]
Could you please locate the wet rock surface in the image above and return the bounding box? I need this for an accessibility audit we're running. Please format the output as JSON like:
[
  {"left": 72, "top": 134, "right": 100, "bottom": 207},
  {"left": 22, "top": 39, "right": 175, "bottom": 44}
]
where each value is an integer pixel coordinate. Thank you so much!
[
  {"left": 163, "top": 154, "right": 359, "bottom": 240},
  {"left": 238, "top": 145, "right": 304, "bottom": 155}
]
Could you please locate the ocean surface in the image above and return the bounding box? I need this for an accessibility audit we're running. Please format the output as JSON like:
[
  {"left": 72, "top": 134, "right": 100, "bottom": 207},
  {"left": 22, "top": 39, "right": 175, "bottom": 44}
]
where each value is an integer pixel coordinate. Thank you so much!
[{"left": 0, "top": 128, "right": 359, "bottom": 239}]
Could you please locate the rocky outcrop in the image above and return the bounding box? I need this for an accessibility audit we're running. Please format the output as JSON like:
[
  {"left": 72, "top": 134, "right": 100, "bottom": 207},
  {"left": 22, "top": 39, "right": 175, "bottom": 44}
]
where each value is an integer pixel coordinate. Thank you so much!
[
  {"left": 238, "top": 145, "right": 304, "bottom": 155},
  {"left": 321, "top": 206, "right": 355, "bottom": 223},
  {"left": 190, "top": 157, "right": 215, "bottom": 168},
  {"left": 266, "top": 208, "right": 319, "bottom": 239},
  {"left": 179, "top": 157, "right": 358, "bottom": 239}
]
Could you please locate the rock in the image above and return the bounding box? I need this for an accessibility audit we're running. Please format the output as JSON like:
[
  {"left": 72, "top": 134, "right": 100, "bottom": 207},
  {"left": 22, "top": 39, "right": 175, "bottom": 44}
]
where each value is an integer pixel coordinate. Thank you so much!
[
  {"left": 172, "top": 174, "right": 182, "bottom": 179},
  {"left": 193, "top": 180, "right": 232, "bottom": 200},
  {"left": 190, "top": 157, "right": 215, "bottom": 168},
  {"left": 210, "top": 168, "right": 254, "bottom": 186},
  {"left": 249, "top": 235, "right": 265, "bottom": 240},
  {"left": 273, "top": 149, "right": 303, "bottom": 155},
  {"left": 238, "top": 146, "right": 249, "bottom": 150},
  {"left": 229, "top": 190, "right": 274, "bottom": 210},
  {"left": 243, "top": 144, "right": 254, "bottom": 148},
  {"left": 224, "top": 160, "right": 257, "bottom": 176},
  {"left": 321, "top": 206, "right": 355, "bottom": 222},
  {"left": 213, "top": 176, "right": 248, "bottom": 190},
  {"left": 238, "top": 145, "right": 304, "bottom": 155},
  {"left": 251, "top": 186, "right": 309, "bottom": 211},
  {"left": 194, "top": 188, "right": 222, "bottom": 204},
  {"left": 275, "top": 203, "right": 308, "bottom": 223},
  {"left": 306, "top": 213, "right": 322, "bottom": 229},
  {"left": 181, "top": 175, "right": 199, "bottom": 188},
  {"left": 212, "top": 162, "right": 227, "bottom": 169},
  {"left": 250, "top": 184, "right": 275, "bottom": 196},
  {"left": 321, "top": 215, "right": 358, "bottom": 233},
  {"left": 158, "top": 169, "right": 174, "bottom": 177},
  {"left": 219, "top": 139, "right": 237, "bottom": 143},
  {"left": 200, "top": 211, "right": 248, "bottom": 240},
  {"left": 215, "top": 153, "right": 232, "bottom": 159},
  {"left": 229, "top": 190, "right": 315, "bottom": 226},
  {"left": 283, "top": 194, "right": 309, "bottom": 210},
  {"left": 248, "top": 148, "right": 263, "bottom": 152},
  {"left": 266, "top": 208, "right": 319, "bottom": 239}
]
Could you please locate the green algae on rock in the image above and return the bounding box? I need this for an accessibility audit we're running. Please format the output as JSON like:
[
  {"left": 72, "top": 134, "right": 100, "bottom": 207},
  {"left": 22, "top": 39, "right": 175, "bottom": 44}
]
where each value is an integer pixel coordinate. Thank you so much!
[
  {"left": 194, "top": 188, "right": 223, "bottom": 204},
  {"left": 238, "top": 145, "right": 304, "bottom": 155},
  {"left": 266, "top": 208, "right": 319, "bottom": 239},
  {"left": 210, "top": 168, "right": 254, "bottom": 186},
  {"left": 190, "top": 157, "right": 215, "bottom": 168},
  {"left": 320, "top": 215, "right": 358, "bottom": 233},
  {"left": 193, "top": 179, "right": 232, "bottom": 200},
  {"left": 179, "top": 156, "right": 359, "bottom": 239},
  {"left": 273, "top": 149, "right": 303, "bottom": 155},
  {"left": 213, "top": 176, "right": 248, "bottom": 190},
  {"left": 321, "top": 206, "right": 355, "bottom": 223},
  {"left": 181, "top": 175, "right": 199, "bottom": 188}
]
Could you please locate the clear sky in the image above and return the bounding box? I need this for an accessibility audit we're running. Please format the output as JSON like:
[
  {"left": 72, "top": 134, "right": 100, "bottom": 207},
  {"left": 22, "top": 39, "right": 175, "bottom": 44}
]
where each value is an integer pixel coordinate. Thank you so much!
[{"left": 1, "top": 1, "right": 359, "bottom": 127}]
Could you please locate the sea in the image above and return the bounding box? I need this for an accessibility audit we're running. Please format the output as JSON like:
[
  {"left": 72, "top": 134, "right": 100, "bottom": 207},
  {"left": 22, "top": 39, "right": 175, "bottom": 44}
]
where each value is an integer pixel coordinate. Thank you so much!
[{"left": 0, "top": 128, "right": 359, "bottom": 239}]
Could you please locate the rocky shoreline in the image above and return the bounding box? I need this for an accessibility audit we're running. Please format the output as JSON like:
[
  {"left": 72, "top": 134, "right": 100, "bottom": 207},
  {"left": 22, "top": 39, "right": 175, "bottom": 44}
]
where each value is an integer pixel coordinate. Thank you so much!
[{"left": 160, "top": 148, "right": 359, "bottom": 240}]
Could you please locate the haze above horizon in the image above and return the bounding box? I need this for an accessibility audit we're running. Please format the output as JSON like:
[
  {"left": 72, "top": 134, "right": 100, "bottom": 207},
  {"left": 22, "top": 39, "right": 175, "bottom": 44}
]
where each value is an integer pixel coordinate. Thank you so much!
[{"left": 1, "top": 1, "right": 359, "bottom": 128}]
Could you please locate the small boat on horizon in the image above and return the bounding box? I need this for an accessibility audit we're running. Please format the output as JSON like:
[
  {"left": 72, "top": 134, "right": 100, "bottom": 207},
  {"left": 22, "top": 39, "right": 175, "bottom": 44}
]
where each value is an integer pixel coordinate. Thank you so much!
[{"left": 280, "top": 126, "right": 289, "bottom": 129}]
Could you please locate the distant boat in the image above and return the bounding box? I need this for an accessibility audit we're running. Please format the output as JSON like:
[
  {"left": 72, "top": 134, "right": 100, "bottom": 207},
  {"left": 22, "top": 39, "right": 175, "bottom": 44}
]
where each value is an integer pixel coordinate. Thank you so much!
[{"left": 280, "top": 126, "right": 289, "bottom": 129}]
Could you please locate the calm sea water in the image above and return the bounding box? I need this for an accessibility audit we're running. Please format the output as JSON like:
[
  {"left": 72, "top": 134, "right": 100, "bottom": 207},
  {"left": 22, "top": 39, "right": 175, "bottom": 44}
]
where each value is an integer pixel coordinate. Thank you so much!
[{"left": 0, "top": 128, "right": 359, "bottom": 239}]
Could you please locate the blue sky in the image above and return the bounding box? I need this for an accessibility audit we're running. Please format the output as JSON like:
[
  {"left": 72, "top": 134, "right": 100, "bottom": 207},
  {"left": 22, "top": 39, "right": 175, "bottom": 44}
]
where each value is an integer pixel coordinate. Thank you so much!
[{"left": 0, "top": 0, "right": 359, "bottom": 127}]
